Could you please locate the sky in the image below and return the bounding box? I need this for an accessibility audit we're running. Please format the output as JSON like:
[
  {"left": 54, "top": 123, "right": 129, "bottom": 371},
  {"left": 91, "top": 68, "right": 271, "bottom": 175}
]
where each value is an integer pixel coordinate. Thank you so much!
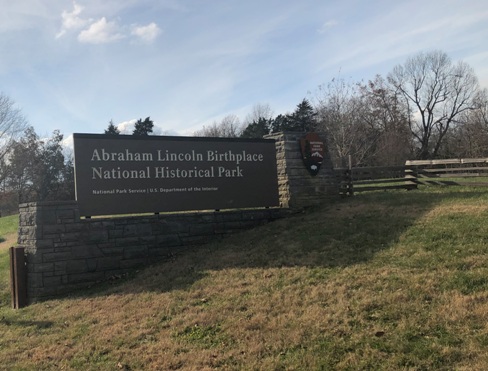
[{"left": 1, "top": 0, "right": 487, "bottom": 144}]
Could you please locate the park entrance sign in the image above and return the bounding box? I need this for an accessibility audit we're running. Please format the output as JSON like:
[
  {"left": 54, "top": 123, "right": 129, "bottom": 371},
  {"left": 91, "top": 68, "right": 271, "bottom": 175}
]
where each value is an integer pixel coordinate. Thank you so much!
[{"left": 73, "top": 134, "right": 280, "bottom": 216}]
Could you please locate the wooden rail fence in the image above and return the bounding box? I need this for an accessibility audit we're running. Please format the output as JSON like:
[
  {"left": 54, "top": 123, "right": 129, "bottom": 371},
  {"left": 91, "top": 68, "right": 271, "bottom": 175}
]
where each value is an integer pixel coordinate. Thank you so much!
[
  {"left": 336, "top": 158, "right": 488, "bottom": 196},
  {"left": 335, "top": 165, "right": 417, "bottom": 196},
  {"left": 406, "top": 158, "right": 488, "bottom": 187}
]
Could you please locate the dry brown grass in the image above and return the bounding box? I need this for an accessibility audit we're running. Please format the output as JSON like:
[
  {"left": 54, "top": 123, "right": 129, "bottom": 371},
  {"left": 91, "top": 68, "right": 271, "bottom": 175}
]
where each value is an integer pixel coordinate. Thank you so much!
[{"left": 1, "top": 188, "right": 488, "bottom": 369}]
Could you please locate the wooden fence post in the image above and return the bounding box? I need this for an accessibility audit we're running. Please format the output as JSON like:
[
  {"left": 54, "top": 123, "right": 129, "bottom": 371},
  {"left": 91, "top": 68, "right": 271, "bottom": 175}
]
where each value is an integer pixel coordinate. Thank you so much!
[
  {"left": 347, "top": 155, "right": 354, "bottom": 196},
  {"left": 9, "top": 246, "right": 27, "bottom": 309}
]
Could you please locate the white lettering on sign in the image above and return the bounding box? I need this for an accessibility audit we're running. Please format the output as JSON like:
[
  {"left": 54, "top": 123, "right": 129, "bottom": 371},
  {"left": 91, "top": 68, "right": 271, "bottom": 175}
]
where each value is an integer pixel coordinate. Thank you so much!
[{"left": 91, "top": 148, "right": 153, "bottom": 162}]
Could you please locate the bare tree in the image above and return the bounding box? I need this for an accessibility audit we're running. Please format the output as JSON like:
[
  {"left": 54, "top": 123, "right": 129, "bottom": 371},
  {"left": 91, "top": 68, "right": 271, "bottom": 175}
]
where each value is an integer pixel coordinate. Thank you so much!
[
  {"left": 194, "top": 114, "right": 243, "bottom": 138},
  {"left": 6, "top": 127, "right": 69, "bottom": 203},
  {"left": 0, "top": 93, "right": 27, "bottom": 163},
  {"left": 0, "top": 94, "right": 28, "bottom": 201},
  {"left": 244, "top": 103, "right": 274, "bottom": 126},
  {"left": 314, "top": 77, "right": 376, "bottom": 167},
  {"left": 358, "top": 75, "right": 413, "bottom": 165},
  {"left": 388, "top": 50, "right": 480, "bottom": 159},
  {"left": 444, "top": 88, "right": 488, "bottom": 158},
  {"left": 471, "top": 88, "right": 488, "bottom": 127},
  {"left": 7, "top": 127, "right": 39, "bottom": 203}
]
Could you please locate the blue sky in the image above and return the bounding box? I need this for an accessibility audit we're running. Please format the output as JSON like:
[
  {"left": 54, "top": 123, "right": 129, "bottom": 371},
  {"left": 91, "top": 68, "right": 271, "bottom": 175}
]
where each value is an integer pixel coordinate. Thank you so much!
[{"left": 1, "top": 0, "right": 487, "bottom": 144}]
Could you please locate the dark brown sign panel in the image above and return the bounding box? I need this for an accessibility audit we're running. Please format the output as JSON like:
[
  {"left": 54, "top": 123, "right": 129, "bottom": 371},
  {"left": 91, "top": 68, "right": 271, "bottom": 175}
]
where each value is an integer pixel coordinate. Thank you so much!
[
  {"left": 300, "top": 133, "right": 325, "bottom": 176},
  {"left": 73, "top": 134, "right": 279, "bottom": 216}
]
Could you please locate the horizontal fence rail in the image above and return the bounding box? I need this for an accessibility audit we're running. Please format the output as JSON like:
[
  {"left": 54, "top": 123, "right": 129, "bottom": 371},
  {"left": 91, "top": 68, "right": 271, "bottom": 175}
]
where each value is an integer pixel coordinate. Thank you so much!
[
  {"left": 337, "top": 158, "right": 488, "bottom": 196},
  {"left": 335, "top": 165, "right": 417, "bottom": 196},
  {"left": 406, "top": 158, "right": 488, "bottom": 187}
]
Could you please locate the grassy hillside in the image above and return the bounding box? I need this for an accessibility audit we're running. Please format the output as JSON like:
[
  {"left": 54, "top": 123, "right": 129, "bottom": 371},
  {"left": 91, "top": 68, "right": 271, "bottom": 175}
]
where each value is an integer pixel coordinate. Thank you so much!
[
  {"left": 1, "top": 187, "right": 488, "bottom": 369},
  {"left": 0, "top": 214, "right": 17, "bottom": 307},
  {"left": 0, "top": 214, "right": 17, "bottom": 243}
]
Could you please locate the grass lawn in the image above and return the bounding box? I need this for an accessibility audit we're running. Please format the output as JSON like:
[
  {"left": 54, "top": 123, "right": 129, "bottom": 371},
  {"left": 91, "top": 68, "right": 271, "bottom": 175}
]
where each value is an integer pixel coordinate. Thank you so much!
[
  {"left": 1, "top": 186, "right": 488, "bottom": 370},
  {"left": 0, "top": 214, "right": 17, "bottom": 309},
  {"left": 0, "top": 214, "right": 17, "bottom": 244}
]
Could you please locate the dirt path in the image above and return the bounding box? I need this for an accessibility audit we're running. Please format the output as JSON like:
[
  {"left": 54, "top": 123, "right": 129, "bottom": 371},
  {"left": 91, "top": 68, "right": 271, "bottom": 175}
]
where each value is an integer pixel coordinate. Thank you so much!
[{"left": 0, "top": 233, "right": 17, "bottom": 251}]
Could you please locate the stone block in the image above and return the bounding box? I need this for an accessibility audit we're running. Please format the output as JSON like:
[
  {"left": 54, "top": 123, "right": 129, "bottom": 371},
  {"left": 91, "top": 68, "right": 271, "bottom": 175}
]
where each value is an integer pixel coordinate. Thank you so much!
[
  {"left": 68, "top": 271, "right": 105, "bottom": 284},
  {"left": 140, "top": 235, "right": 156, "bottom": 246},
  {"left": 19, "top": 226, "right": 39, "bottom": 240},
  {"left": 223, "top": 221, "right": 245, "bottom": 230},
  {"left": 86, "top": 221, "right": 104, "bottom": 229},
  {"left": 36, "top": 238, "right": 54, "bottom": 249},
  {"left": 66, "top": 259, "right": 88, "bottom": 274},
  {"left": 43, "top": 275, "right": 62, "bottom": 287},
  {"left": 215, "top": 212, "right": 242, "bottom": 223},
  {"left": 27, "top": 272, "right": 44, "bottom": 288},
  {"left": 37, "top": 209, "right": 57, "bottom": 224},
  {"left": 99, "top": 245, "right": 124, "bottom": 256},
  {"left": 137, "top": 224, "right": 153, "bottom": 235},
  {"left": 148, "top": 245, "right": 172, "bottom": 257},
  {"left": 101, "top": 221, "right": 116, "bottom": 229},
  {"left": 154, "top": 220, "right": 188, "bottom": 234},
  {"left": 156, "top": 234, "right": 181, "bottom": 247},
  {"left": 197, "top": 214, "right": 215, "bottom": 223},
  {"left": 180, "top": 235, "right": 215, "bottom": 245},
  {"left": 54, "top": 261, "right": 67, "bottom": 274},
  {"left": 96, "top": 257, "right": 120, "bottom": 270},
  {"left": 19, "top": 213, "right": 35, "bottom": 226},
  {"left": 189, "top": 223, "right": 215, "bottom": 236},
  {"left": 60, "top": 232, "right": 81, "bottom": 242},
  {"left": 32, "top": 262, "right": 54, "bottom": 273},
  {"left": 120, "top": 258, "right": 147, "bottom": 269},
  {"left": 108, "top": 229, "right": 124, "bottom": 238},
  {"left": 123, "top": 224, "right": 138, "bottom": 237},
  {"left": 57, "top": 208, "right": 76, "bottom": 221},
  {"left": 65, "top": 223, "right": 86, "bottom": 232},
  {"left": 83, "top": 230, "right": 109, "bottom": 244},
  {"left": 123, "top": 246, "right": 148, "bottom": 259},
  {"left": 53, "top": 242, "right": 68, "bottom": 249},
  {"left": 25, "top": 252, "right": 43, "bottom": 265},
  {"left": 116, "top": 237, "right": 139, "bottom": 247},
  {"left": 72, "top": 245, "right": 104, "bottom": 259},
  {"left": 43, "top": 251, "right": 72, "bottom": 262}
]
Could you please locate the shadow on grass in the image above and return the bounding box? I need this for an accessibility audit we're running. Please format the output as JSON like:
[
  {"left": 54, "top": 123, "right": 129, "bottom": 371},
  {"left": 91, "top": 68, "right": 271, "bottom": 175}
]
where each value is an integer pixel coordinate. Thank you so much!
[
  {"left": 50, "top": 187, "right": 488, "bottom": 299},
  {"left": 0, "top": 317, "right": 54, "bottom": 329},
  {"left": 79, "top": 187, "right": 486, "bottom": 296}
]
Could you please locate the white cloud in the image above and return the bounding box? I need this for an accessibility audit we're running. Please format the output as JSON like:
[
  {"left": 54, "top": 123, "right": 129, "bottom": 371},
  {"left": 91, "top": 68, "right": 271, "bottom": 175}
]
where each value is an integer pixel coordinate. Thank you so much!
[
  {"left": 78, "top": 17, "right": 125, "bottom": 44},
  {"left": 56, "top": 1, "right": 89, "bottom": 39},
  {"left": 116, "top": 119, "right": 137, "bottom": 134},
  {"left": 317, "top": 20, "right": 338, "bottom": 34},
  {"left": 61, "top": 134, "right": 74, "bottom": 152},
  {"left": 56, "top": 2, "right": 162, "bottom": 45},
  {"left": 131, "top": 23, "right": 162, "bottom": 43},
  {"left": 115, "top": 119, "right": 167, "bottom": 135}
]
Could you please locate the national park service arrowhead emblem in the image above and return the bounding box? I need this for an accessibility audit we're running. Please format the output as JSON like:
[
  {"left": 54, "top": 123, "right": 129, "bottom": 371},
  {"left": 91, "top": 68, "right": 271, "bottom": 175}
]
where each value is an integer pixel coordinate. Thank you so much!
[{"left": 300, "top": 133, "right": 325, "bottom": 176}]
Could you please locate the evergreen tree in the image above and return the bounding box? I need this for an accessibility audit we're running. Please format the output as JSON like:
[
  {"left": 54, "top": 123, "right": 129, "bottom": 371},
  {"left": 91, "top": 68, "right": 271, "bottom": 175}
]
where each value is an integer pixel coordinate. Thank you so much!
[
  {"left": 289, "top": 98, "right": 317, "bottom": 132},
  {"left": 133, "top": 117, "right": 154, "bottom": 136},
  {"left": 270, "top": 114, "right": 292, "bottom": 133},
  {"left": 241, "top": 118, "right": 271, "bottom": 138},
  {"left": 269, "top": 99, "right": 317, "bottom": 133},
  {"left": 104, "top": 120, "right": 120, "bottom": 135}
]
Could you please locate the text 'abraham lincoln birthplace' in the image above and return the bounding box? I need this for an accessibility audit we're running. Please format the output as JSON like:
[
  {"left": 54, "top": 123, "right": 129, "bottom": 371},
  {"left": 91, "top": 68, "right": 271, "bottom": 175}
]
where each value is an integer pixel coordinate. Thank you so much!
[
  {"left": 73, "top": 134, "right": 280, "bottom": 216},
  {"left": 90, "top": 148, "right": 264, "bottom": 179}
]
